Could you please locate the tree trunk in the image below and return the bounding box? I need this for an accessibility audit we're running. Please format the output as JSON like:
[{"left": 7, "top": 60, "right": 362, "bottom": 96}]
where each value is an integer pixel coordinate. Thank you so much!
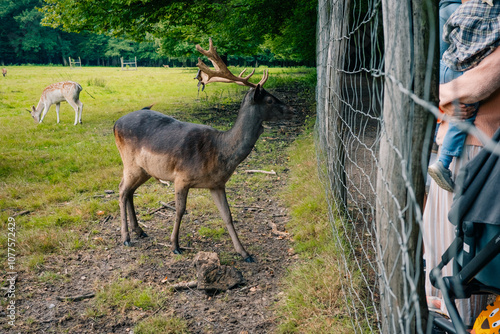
[{"left": 57, "top": 33, "right": 68, "bottom": 66}]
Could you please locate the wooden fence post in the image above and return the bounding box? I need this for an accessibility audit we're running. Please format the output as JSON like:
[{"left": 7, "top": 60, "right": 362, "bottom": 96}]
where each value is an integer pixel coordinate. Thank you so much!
[
  {"left": 315, "top": 0, "right": 352, "bottom": 206},
  {"left": 377, "top": 0, "right": 437, "bottom": 332},
  {"left": 69, "top": 57, "right": 81, "bottom": 69},
  {"left": 121, "top": 57, "right": 137, "bottom": 70}
]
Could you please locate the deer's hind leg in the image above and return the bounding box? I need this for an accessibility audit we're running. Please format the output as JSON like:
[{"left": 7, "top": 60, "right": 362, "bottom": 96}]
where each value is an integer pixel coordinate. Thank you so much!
[
  {"left": 119, "top": 167, "right": 150, "bottom": 246},
  {"left": 67, "top": 99, "right": 82, "bottom": 125},
  {"left": 77, "top": 100, "right": 83, "bottom": 124}
]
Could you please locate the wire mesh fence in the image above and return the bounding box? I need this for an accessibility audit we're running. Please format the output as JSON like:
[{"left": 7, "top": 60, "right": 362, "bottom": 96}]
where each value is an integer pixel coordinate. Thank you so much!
[
  {"left": 316, "top": 0, "right": 500, "bottom": 332},
  {"left": 316, "top": 1, "right": 389, "bottom": 332},
  {"left": 315, "top": 1, "right": 437, "bottom": 333}
]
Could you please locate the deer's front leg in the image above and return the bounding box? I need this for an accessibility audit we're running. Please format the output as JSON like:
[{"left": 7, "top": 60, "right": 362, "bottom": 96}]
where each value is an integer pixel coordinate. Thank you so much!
[
  {"left": 210, "top": 188, "right": 253, "bottom": 262},
  {"left": 55, "top": 103, "right": 60, "bottom": 123},
  {"left": 171, "top": 185, "right": 189, "bottom": 254},
  {"left": 40, "top": 104, "right": 50, "bottom": 123}
]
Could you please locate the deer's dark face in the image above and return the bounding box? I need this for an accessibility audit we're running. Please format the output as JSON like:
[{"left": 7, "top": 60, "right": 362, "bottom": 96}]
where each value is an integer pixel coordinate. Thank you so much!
[{"left": 250, "top": 85, "right": 294, "bottom": 121}]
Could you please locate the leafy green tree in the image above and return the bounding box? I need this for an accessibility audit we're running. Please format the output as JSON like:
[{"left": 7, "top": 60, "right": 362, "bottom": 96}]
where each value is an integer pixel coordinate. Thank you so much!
[
  {"left": 0, "top": 0, "right": 65, "bottom": 64},
  {"left": 105, "top": 38, "right": 133, "bottom": 60},
  {"left": 0, "top": 0, "right": 317, "bottom": 65},
  {"left": 136, "top": 39, "right": 163, "bottom": 65},
  {"left": 0, "top": 1, "right": 20, "bottom": 63},
  {"left": 76, "top": 33, "right": 108, "bottom": 65},
  {"left": 40, "top": 0, "right": 317, "bottom": 63},
  {"left": 263, "top": 0, "right": 317, "bottom": 63}
]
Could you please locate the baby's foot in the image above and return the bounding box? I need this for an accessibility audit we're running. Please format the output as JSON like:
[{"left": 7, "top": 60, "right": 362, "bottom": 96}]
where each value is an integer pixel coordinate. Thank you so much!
[{"left": 428, "top": 161, "right": 455, "bottom": 192}]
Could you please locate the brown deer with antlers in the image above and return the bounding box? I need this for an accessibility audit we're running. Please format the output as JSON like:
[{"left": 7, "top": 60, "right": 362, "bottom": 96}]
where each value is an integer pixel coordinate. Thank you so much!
[{"left": 114, "top": 39, "right": 293, "bottom": 262}]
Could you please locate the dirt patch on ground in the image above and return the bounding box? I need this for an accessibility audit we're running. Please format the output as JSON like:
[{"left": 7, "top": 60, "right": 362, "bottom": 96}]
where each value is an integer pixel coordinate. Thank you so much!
[{"left": 1, "top": 87, "right": 314, "bottom": 333}]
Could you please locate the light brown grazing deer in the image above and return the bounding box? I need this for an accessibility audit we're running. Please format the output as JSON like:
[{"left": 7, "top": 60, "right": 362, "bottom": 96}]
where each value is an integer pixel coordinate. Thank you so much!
[
  {"left": 114, "top": 39, "right": 294, "bottom": 262},
  {"left": 2, "top": 68, "right": 6, "bottom": 77},
  {"left": 29, "top": 81, "right": 83, "bottom": 125}
]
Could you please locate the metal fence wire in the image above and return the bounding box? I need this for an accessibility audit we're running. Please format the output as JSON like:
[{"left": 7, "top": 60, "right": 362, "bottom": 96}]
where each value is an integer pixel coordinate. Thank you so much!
[{"left": 316, "top": 0, "right": 500, "bottom": 333}]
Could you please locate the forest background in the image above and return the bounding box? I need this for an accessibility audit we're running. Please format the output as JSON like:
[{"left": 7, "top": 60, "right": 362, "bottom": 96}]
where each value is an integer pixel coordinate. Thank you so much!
[{"left": 0, "top": 0, "right": 317, "bottom": 67}]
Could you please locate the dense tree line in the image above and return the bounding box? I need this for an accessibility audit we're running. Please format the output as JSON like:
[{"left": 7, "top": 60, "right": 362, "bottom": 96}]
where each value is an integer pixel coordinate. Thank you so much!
[{"left": 0, "top": 0, "right": 316, "bottom": 67}]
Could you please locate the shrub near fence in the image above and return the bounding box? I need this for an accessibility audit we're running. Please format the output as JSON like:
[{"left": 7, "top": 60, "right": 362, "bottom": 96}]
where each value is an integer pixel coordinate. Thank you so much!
[{"left": 316, "top": 1, "right": 439, "bottom": 333}]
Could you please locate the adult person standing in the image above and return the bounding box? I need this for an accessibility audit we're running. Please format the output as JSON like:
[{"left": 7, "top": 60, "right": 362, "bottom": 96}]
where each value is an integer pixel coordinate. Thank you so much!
[
  {"left": 424, "top": 40, "right": 500, "bottom": 327},
  {"left": 424, "top": 0, "right": 463, "bottom": 315}
]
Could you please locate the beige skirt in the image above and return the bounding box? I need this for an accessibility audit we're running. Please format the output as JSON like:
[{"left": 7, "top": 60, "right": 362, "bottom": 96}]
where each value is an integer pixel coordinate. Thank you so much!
[{"left": 423, "top": 145, "right": 489, "bottom": 327}]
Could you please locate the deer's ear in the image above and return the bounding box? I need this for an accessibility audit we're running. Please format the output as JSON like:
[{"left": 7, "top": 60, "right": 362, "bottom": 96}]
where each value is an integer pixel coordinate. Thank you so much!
[{"left": 253, "top": 84, "right": 263, "bottom": 102}]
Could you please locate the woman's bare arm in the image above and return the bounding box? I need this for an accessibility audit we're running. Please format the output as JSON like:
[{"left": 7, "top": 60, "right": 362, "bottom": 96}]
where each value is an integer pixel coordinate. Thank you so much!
[{"left": 440, "top": 46, "right": 500, "bottom": 106}]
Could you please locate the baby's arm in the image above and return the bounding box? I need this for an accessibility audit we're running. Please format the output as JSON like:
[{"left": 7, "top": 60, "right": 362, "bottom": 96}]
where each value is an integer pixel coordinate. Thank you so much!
[{"left": 440, "top": 46, "right": 500, "bottom": 106}]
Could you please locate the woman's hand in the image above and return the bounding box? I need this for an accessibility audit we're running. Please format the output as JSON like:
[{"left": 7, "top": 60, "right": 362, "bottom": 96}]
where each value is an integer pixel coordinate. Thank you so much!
[{"left": 440, "top": 102, "right": 477, "bottom": 120}]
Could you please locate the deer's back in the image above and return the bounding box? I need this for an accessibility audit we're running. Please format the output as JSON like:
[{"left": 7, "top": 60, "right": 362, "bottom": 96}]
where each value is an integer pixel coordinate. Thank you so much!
[
  {"left": 114, "top": 109, "right": 231, "bottom": 187},
  {"left": 114, "top": 109, "right": 220, "bottom": 149},
  {"left": 43, "top": 81, "right": 82, "bottom": 103}
]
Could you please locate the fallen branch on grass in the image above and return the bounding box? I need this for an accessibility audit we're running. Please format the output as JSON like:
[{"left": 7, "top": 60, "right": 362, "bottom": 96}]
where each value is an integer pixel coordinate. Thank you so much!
[
  {"left": 145, "top": 201, "right": 177, "bottom": 216},
  {"left": 56, "top": 292, "right": 95, "bottom": 302},
  {"left": 164, "top": 280, "right": 198, "bottom": 290},
  {"left": 12, "top": 210, "right": 30, "bottom": 217},
  {"left": 156, "top": 242, "right": 194, "bottom": 250},
  {"left": 146, "top": 206, "right": 164, "bottom": 215},
  {"left": 101, "top": 215, "right": 112, "bottom": 224},
  {"left": 232, "top": 205, "right": 263, "bottom": 210},
  {"left": 160, "top": 201, "right": 176, "bottom": 211},
  {"left": 244, "top": 169, "right": 276, "bottom": 175}
]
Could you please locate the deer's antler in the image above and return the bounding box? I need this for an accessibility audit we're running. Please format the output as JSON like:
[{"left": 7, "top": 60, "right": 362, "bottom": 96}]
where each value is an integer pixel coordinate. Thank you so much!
[{"left": 195, "top": 38, "right": 268, "bottom": 91}]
